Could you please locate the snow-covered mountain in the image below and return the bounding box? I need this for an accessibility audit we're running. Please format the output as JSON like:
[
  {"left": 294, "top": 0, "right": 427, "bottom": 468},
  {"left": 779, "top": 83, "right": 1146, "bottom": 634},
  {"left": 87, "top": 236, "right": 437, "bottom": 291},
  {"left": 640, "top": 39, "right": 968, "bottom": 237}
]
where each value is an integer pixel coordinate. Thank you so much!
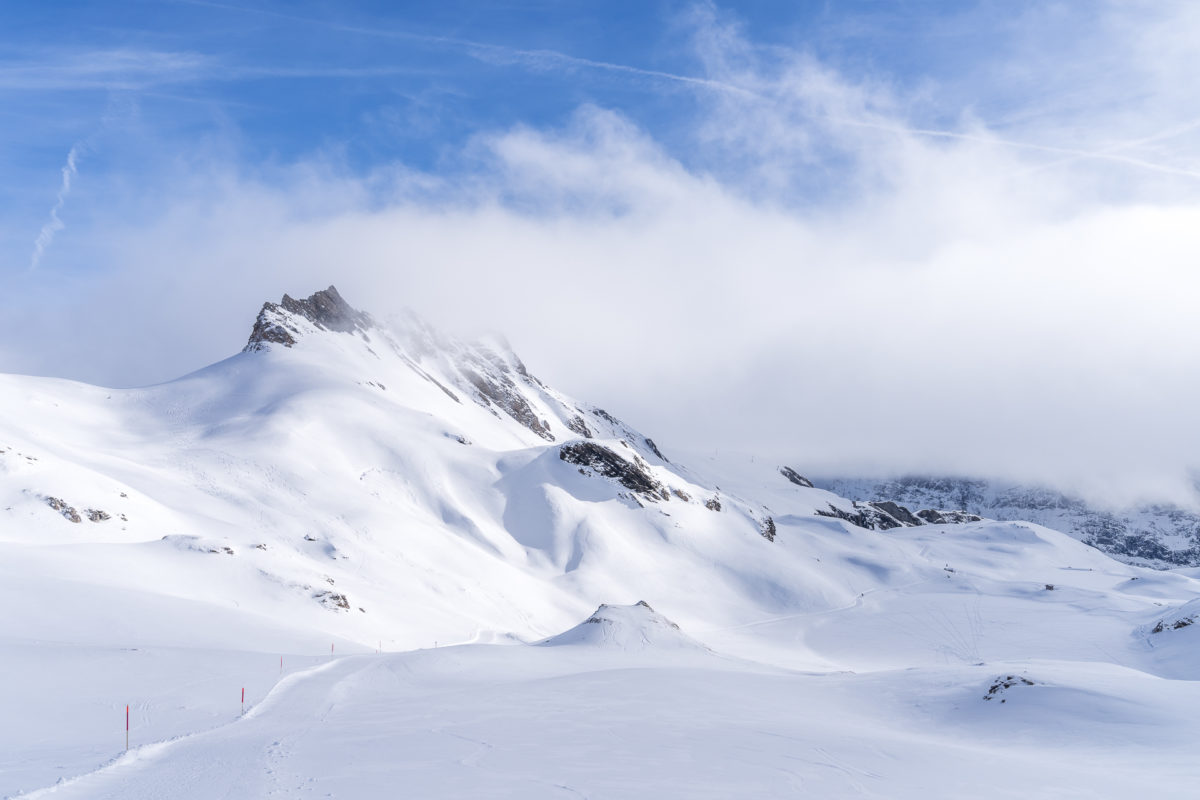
[
  {"left": 5, "top": 286, "right": 1200, "bottom": 797},
  {"left": 817, "top": 475, "right": 1200, "bottom": 568},
  {"left": 0, "top": 285, "right": 863, "bottom": 651}
]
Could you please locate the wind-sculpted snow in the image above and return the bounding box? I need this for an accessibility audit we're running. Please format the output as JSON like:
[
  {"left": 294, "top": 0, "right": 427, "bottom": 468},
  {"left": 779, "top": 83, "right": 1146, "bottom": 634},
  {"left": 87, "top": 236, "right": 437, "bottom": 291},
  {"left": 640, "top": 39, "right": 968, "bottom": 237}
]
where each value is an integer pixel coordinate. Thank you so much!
[
  {"left": 5, "top": 288, "right": 1200, "bottom": 796},
  {"left": 539, "top": 601, "right": 708, "bottom": 651}
]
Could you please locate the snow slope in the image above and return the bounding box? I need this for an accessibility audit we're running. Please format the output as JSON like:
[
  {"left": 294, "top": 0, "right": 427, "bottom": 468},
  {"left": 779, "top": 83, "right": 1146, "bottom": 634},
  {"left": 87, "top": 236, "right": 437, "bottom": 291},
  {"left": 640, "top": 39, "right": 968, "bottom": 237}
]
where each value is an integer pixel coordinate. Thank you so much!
[{"left": 4, "top": 286, "right": 1200, "bottom": 797}]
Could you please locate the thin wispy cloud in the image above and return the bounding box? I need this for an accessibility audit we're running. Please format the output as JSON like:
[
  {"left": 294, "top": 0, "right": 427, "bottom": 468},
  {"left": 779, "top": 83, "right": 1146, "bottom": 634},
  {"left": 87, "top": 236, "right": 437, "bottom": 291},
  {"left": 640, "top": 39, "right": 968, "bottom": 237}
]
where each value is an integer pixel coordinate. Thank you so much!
[
  {"left": 29, "top": 144, "right": 82, "bottom": 272},
  {"left": 173, "top": 0, "right": 1200, "bottom": 185},
  {"left": 0, "top": 49, "right": 211, "bottom": 91}
]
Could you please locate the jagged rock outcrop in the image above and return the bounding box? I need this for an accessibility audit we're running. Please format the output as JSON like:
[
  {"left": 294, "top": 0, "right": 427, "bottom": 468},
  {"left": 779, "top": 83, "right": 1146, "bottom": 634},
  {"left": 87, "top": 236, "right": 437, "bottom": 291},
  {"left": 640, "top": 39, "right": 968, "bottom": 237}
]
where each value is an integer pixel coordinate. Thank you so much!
[
  {"left": 815, "top": 499, "right": 980, "bottom": 532},
  {"left": 565, "top": 415, "right": 594, "bottom": 438},
  {"left": 644, "top": 438, "right": 668, "bottom": 462},
  {"left": 245, "top": 285, "right": 371, "bottom": 351},
  {"left": 816, "top": 502, "right": 906, "bottom": 531},
  {"left": 917, "top": 509, "right": 982, "bottom": 525},
  {"left": 871, "top": 501, "right": 924, "bottom": 527},
  {"left": 463, "top": 367, "right": 554, "bottom": 441},
  {"left": 760, "top": 516, "right": 777, "bottom": 542},
  {"left": 45, "top": 496, "right": 81, "bottom": 523},
  {"left": 780, "top": 466, "right": 814, "bottom": 488},
  {"left": 560, "top": 442, "right": 663, "bottom": 498}
]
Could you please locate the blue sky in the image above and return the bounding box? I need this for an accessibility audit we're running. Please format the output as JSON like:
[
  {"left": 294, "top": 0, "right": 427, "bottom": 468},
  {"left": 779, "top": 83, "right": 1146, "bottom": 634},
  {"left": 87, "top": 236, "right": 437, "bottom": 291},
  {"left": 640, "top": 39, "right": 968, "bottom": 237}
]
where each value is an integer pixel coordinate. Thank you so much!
[
  {"left": 5, "top": 0, "right": 1164, "bottom": 235},
  {"left": 3, "top": 1, "right": 1200, "bottom": 500}
]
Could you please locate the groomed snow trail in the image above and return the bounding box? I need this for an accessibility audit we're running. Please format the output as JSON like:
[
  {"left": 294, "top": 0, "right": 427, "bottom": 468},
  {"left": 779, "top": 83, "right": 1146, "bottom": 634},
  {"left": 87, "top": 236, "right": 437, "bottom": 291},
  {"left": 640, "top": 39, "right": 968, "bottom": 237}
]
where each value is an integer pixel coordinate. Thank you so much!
[{"left": 15, "top": 643, "right": 1200, "bottom": 800}]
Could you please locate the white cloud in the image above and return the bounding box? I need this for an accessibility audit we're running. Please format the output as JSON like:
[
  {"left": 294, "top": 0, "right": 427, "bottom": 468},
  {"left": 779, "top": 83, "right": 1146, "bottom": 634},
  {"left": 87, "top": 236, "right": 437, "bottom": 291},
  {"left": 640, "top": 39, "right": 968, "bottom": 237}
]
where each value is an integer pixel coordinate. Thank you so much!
[{"left": 5, "top": 1, "right": 1200, "bottom": 507}]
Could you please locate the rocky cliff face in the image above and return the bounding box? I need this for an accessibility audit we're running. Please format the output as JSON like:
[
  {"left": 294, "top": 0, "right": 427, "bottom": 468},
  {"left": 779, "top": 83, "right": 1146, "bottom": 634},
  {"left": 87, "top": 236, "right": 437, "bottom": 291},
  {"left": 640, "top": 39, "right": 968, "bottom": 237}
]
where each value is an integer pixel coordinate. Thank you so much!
[
  {"left": 245, "top": 285, "right": 373, "bottom": 351},
  {"left": 817, "top": 475, "right": 1200, "bottom": 568}
]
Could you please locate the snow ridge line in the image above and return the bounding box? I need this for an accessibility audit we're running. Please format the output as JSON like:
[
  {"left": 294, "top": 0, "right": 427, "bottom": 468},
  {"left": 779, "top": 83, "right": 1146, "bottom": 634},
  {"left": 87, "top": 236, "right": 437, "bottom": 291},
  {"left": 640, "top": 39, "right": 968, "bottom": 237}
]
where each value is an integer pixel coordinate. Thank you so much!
[{"left": 7, "top": 656, "right": 351, "bottom": 799}]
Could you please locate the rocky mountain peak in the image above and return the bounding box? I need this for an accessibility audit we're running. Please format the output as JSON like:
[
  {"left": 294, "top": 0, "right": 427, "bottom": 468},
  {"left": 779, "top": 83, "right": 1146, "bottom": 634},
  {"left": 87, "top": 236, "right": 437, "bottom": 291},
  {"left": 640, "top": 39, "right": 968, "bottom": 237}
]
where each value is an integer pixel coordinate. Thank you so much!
[{"left": 244, "top": 285, "right": 373, "bottom": 351}]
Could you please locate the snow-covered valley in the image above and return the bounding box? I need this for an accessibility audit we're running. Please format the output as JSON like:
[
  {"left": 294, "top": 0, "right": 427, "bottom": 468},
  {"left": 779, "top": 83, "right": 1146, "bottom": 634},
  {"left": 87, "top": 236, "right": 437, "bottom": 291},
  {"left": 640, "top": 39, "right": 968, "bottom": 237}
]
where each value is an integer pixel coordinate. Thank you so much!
[{"left": 3, "top": 287, "right": 1199, "bottom": 797}]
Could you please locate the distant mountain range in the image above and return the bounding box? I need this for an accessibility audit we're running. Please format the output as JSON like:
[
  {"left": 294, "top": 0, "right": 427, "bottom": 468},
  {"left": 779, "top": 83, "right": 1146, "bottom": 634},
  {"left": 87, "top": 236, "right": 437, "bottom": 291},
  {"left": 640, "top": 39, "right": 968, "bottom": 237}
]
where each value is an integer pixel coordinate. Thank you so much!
[{"left": 816, "top": 475, "right": 1200, "bottom": 568}]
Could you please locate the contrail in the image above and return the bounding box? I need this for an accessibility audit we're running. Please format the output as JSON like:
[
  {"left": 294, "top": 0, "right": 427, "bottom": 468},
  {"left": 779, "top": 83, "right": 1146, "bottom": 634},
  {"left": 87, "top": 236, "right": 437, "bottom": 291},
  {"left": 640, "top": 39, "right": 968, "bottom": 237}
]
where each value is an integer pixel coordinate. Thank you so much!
[
  {"left": 163, "top": 1, "right": 1200, "bottom": 183},
  {"left": 830, "top": 117, "right": 1200, "bottom": 180},
  {"left": 29, "top": 144, "right": 82, "bottom": 271}
]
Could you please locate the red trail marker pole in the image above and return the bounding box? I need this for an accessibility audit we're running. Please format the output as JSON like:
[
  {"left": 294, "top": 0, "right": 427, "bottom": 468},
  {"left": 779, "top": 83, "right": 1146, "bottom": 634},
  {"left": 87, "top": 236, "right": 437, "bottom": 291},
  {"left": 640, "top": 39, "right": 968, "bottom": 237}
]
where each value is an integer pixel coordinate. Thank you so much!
[
  {"left": 241, "top": 687, "right": 245, "bottom": 715},
  {"left": 125, "top": 704, "right": 129, "bottom": 751}
]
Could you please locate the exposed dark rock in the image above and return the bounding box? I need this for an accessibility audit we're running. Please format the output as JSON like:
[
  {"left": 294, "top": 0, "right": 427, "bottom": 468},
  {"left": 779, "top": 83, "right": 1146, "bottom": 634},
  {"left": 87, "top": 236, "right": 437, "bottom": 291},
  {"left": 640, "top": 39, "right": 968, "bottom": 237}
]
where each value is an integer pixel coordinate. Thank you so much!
[
  {"left": 672, "top": 488, "right": 691, "bottom": 502},
  {"left": 560, "top": 442, "right": 663, "bottom": 497},
  {"left": 869, "top": 501, "right": 923, "bottom": 527},
  {"left": 565, "top": 415, "right": 594, "bottom": 438},
  {"left": 917, "top": 509, "right": 983, "bottom": 524},
  {"left": 592, "top": 408, "right": 621, "bottom": 427},
  {"left": 984, "top": 675, "right": 1034, "bottom": 701},
  {"left": 84, "top": 509, "right": 111, "bottom": 523},
  {"left": 245, "top": 285, "right": 372, "bottom": 352},
  {"left": 314, "top": 590, "right": 350, "bottom": 611},
  {"left": 1153, "top": 614, "right": 1196, "bottom": 634},
  {"left": 280, "top": 285, "right": 370, "bottom": 333},
  {"left": 644, "top": 438, "right": 668, "bottom": 462},
  {"left": 780, "top": 467, "right": 814, "bottom": 488},
  {"left": 245, "top": 313, "right": 296, "bottom": 350},
  {"left": 760, "top": 516, "right": 777, "bottom": 542},
  {"left": 815, "top": 502, "right": 906, "bottom": 531},
  {"left": 464, "top": 368, "right": 554, "bottom": 441},
  {"left": 705, "top": 497, "right": 722, "bottom": 512},
  {"left": 45, "top": 496, "right": 81, "bottom": 523}
]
